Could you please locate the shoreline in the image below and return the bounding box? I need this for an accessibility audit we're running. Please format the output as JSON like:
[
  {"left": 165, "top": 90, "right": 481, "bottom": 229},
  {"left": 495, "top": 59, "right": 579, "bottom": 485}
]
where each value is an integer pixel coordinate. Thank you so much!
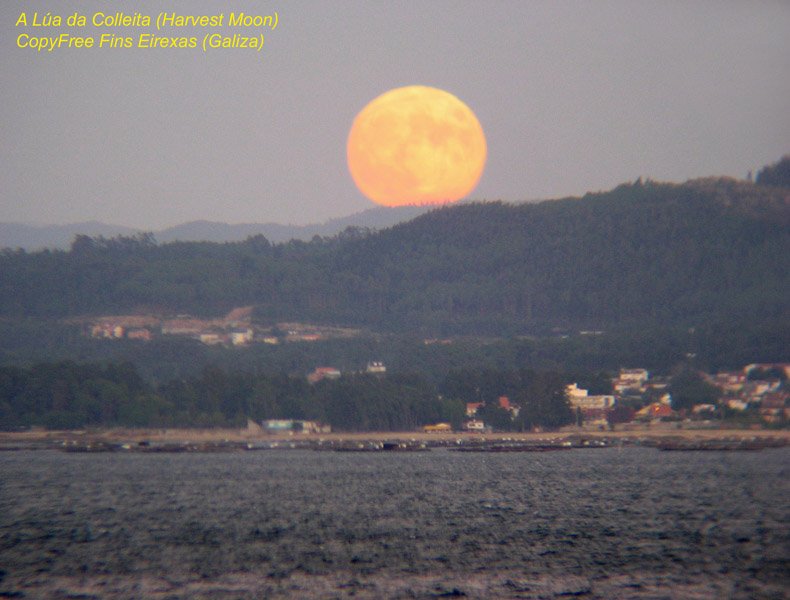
[{"left": 1, "top": 425, "right": 787, "bottom": 451}]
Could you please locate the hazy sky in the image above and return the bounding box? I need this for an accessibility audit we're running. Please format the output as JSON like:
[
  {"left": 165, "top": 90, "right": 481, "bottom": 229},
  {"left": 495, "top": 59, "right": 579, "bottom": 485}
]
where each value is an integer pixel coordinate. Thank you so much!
[{"left": 2, "top": 1, "right": 788, "bottom": 229}]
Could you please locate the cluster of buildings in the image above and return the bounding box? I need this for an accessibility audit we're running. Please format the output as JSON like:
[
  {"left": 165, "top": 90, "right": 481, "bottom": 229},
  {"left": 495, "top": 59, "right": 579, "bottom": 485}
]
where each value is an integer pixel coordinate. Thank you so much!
[
  {"left": 86, "top": 307, "right": 259, "bottom": 346},
  {"left": 256, "top": 361, "right": 786, "bottom": 435},
  {"left": 460, "top": 396, "right": 521, "bottom": 432},
  {"left": 88, "top": 315, "right": 160, "bottom": 342},
  {"left": 83, "top": 308, "right": 361, "bottom": 347},
  {"left": 442, "top": 364, "right": 788, "bottom": 432},
  {"left": 571, "top": 364, "right": 789, "bottom": 429},
  {"left": 706, "top": 364, "right": 788, "bottom": 424}
]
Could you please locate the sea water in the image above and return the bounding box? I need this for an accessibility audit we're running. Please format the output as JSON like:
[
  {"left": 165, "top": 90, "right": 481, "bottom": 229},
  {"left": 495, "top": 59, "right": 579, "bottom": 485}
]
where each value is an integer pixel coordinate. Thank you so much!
[{"left": 1, "top": 447, "right": 787, "bottom": 598}]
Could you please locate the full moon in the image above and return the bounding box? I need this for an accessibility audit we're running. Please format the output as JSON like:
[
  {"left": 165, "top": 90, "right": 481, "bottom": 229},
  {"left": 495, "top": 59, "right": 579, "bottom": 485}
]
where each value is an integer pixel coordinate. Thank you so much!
[{"left": 347, "top": 86, "right": 487, "bottom": 207}]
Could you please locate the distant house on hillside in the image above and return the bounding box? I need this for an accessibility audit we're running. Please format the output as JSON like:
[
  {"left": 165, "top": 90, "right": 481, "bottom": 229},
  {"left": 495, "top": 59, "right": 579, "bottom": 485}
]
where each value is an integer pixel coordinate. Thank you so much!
[
  {"left": 88, "top": 315, "right": 161, "bottom": 340},
  {"left": 230, "top": 328, "right": 253, "bottom": 346},
  {"left": 224, "top": 306, "right": 254, "bottom": 324},
  {"left": 366, "top": 361, "right": 386, "bottom": 375},
  {"left": 126, "top": 328, "right": 152, "bottom": 341},
  {"left": 91, "top": 324, "right": 124, "bottom": 339},
  {"left": 199, "top": 332, "right": 224, "bottom": 345},
  {"left": 161, "top": 318, "right": 207, "bottom": 336},
  {"left": 308, "top": 367, "right": 341, "bottom": 384}
]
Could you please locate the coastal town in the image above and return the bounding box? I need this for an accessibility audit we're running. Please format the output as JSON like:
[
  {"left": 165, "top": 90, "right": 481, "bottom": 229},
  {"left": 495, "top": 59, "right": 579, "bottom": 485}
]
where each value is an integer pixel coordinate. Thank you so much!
[
  {"left": 74, "top": 309, "right": 789, "bottom": 432},
  {"left": 253, "top": 362, "right": 789, "bottom": 436},
  {"left": 560, "top": 365, "right": 788, "bottom": 429}
]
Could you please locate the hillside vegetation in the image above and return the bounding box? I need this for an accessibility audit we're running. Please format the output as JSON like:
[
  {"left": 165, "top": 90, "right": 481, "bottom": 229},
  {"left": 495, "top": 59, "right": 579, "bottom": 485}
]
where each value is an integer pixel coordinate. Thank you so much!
[{"left": 1, "top": 175, "right": 787, "bottom": 340}]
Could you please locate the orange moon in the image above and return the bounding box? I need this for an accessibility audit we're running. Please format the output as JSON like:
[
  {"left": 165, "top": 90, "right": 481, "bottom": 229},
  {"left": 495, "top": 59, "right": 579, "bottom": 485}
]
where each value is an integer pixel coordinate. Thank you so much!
[{"left": 347, "top": 86, "right": 487, "bottom": 207}]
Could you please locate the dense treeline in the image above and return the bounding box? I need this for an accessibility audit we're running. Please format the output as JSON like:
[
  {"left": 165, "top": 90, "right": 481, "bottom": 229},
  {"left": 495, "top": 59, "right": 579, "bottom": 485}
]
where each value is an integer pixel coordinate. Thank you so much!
[
  {"left": 0, "top": 176, "right": 787, "bottom": 339},
  {"left": 0, "top": 361, "right": 573, "bottom": 432}
]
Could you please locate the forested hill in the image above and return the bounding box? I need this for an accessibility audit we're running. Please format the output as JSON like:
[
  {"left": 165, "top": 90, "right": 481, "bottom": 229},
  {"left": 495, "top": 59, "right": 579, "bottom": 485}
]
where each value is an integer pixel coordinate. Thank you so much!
[{"left": 0, "top": 175, "right": 787, "bottom": 336}]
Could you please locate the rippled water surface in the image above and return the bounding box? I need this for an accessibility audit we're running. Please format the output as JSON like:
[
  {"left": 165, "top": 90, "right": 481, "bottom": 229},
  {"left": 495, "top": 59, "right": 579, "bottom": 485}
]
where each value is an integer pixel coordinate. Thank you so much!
[{"left": 1, "top": 448, "right": 788, "bottom": 598}]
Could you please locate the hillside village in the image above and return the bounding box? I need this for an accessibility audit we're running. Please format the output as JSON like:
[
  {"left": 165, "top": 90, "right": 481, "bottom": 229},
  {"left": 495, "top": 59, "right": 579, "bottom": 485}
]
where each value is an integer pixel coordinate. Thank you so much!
[{"left": 80, "top": 307, "right": 362, "bottom": 346}]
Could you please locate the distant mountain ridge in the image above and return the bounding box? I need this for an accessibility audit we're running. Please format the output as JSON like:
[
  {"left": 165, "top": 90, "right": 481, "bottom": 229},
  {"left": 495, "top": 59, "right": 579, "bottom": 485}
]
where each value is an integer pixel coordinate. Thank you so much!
[
  {"left": 5, "top": 156, "right": 787, "bottom": 252},
  {"left": 0, "top": 205, "right": 432, "bottom": 250},
  {"left": 155, "top": 205, "right": 431, "bottom": 244},
  {"left": 0, "top": 221, "right": 139, "bottom": 251}
]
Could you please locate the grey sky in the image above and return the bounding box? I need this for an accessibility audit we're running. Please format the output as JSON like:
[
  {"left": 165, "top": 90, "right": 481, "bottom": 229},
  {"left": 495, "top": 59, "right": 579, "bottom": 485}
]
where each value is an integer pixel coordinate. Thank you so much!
[{"left": 2, "top": 1, "right": 788, "bottom": 229}]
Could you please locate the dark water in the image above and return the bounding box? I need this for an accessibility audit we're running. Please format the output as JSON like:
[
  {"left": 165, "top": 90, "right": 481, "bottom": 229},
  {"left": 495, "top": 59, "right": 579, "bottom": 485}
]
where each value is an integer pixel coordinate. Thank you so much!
[{"left": 1, "top": 448, "right": 788, "bottom": 599}]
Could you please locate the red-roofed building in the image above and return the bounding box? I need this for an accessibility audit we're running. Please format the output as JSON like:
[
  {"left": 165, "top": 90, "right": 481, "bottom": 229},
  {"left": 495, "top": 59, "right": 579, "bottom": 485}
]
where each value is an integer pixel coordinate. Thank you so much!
[
  {"left": 308, "top": 367, "right": 341, "bottom": 384},
  {"left": 635, "top": 402, "right": 677, "bottom": 421}
]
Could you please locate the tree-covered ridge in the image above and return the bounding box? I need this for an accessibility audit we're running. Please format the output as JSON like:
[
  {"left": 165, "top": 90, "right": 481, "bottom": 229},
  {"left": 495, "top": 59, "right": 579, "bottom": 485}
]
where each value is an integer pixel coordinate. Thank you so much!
[
  {"left": 756, "top": 155, "right": 790, "bottom": 188},
  {"left": 337, "top": 177, "right": 788, "bottom": 331},
  {"left": 0, "top": 176, "right": 787, "bottom": 336}
]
